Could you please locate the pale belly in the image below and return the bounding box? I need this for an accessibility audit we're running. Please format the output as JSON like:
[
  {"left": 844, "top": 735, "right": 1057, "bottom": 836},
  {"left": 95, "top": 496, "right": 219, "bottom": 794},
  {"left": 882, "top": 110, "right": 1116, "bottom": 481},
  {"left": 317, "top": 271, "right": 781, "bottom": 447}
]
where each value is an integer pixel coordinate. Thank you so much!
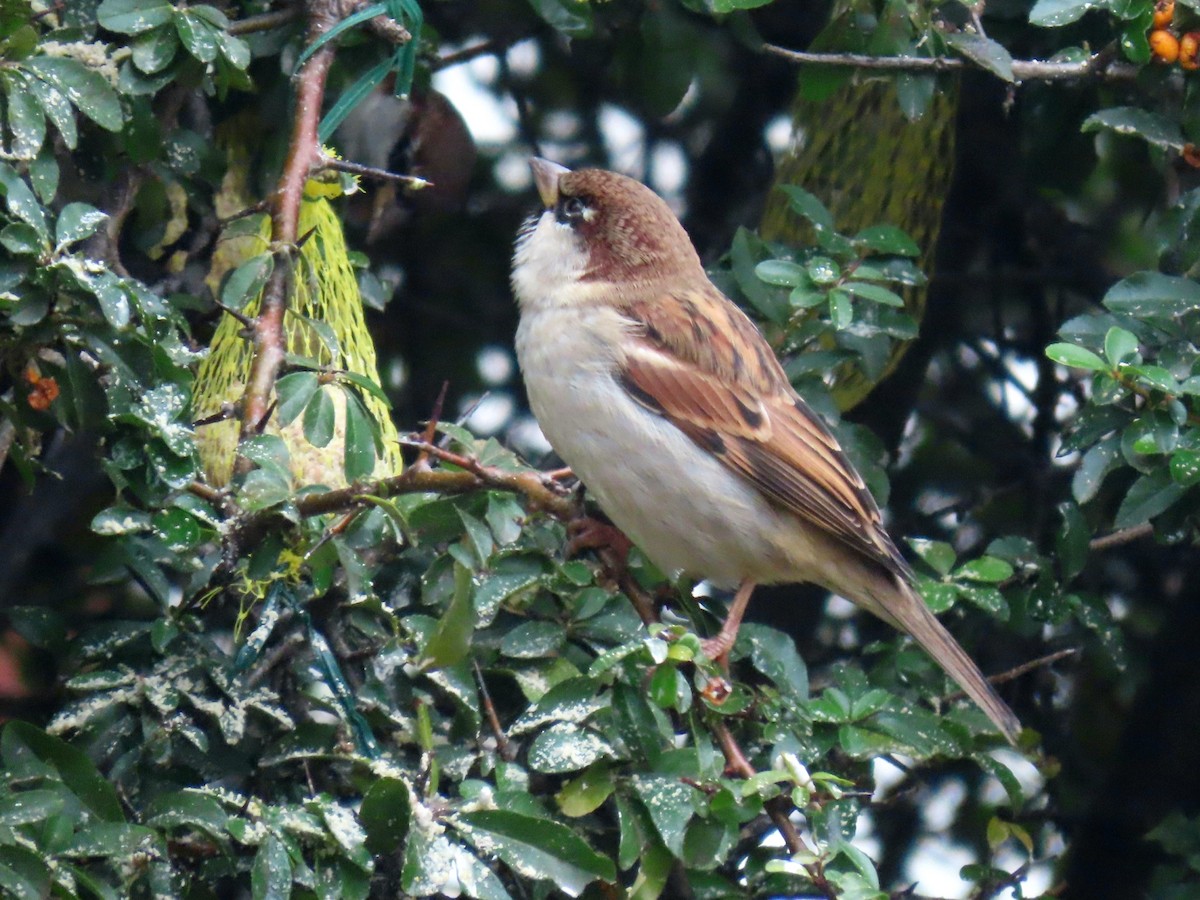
[{"left": 515, "top": 307, "right": 824, "bottom": 587}]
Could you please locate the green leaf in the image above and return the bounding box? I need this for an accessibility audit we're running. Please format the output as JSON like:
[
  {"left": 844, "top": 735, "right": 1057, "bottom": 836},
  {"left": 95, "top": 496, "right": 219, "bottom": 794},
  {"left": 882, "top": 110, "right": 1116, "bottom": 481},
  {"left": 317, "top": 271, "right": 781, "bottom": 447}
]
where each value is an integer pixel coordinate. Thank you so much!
[
  {"left": 631, "top": 775, "right": 700, "bottom": 857},
  {"left": 829, "top": 289, "right": 852, "bottom": 328},
  {"left": 1, "top": 722, "right": 123, "bottom": 822},
  {"left": 251, "top": 834, "right": 292, "bottom": 900},
  {"left": 144, "top": 791, "right": 228, "bottom": 843},
  {"left": 1104, "top": 326, "right": 1138, "bottom": 365},
  {"left": 1115, "top": 469, "right": 1185, "bottom": 528},
  {"left": 556, "top": 765, "right": 614, "bottom": 817},
  {"left": 24, "top": 75, "right": 75, "bottom": 148},
  {"left": 1057, "top": 501, "right": 1090, "bottom": 581},
  {"left": 511, "top": 677, "right": 609, "bottom": 734},
  {"left": 1103, "top": 272, "right": 1200, "bottom": 316},
  {"left": 843, "top": 280, "right": 904, "bottom": 307},
  {"left": 275, "top": 371, "right": 320, "bottom": 425},
  {"left": 131, "top": 26, "right": 179, "bottom": 74},
  {"left": 238, "top": 434, "right": 291, "bottom": 480},
  {"left": 955, "top": 556, "right": 1014, "bottom": 583},
  {"left": 525, "top": 0, "right": 593, "bottom": 37},
  {"left": 454, "top": 810, "right": 616, "bottom": 896},
  {"left": 908, "top": 538, "right": 956, "bottom": 575},
  {"left": 755, "top": 259, "right": 807, "bottom": 287},
  {"left": 302, "top": 386, "right": 336, "bottom": 448},
  {"left": 943, "top": 32, "right": 1014, "bottom": 81},
  {"left": 97, "top": 0, "right": 174, "bottom": 34},
  {"left": 917, "top": 578, "right": 958, "bottom": 613},
  {"left": 0, "top": 222, "right": 46, "bottom": 256},
  {"left": 55, "top": 202, "right": 107, "bottom": 247},
  {"left": 777, "top": 185, "right": 835, "bottom": 232},
  {"left": 741, "top": 622, "right": 808, "bottom": 702},
  {"left": 1082, "top": 108, "right": 1184, "bottom": 150},
  {"left": 854, "top": 225, "right": 920, "bottom": 256},
  {"left": 729, "top": 227, "right": 787, "bottom": 324},
  {"left": 221, "top": 253, "right": 272, "bottom": 311},
  {"left": 238, "top": 468, "right": 292, "bottom": 511},
  {"left": 648, "top": 664, "right": 691, "bottom": 711},
  {"left": 174, "top": 10, "right": 220, "bottom": 63},
  {"left": 0, "top": 788, "right": 65, "bottom": 825},
  {"left": 319, "top": 801, "right": 372, "bottom": 870},
  {"left": 1170, "top": 448, "right": 1200, "bottom": 486},
  {"left": 5, "top": 74, "right": 45, "bottom": 159},
  {"left": 360, "top": 778, "right": 411, "bottom": 854},
  {"left": 0, "top": 163, "right": 48, "bottom": 238},
  {"left": 528, "top": 722, "right": 615, "bottom": 773},
  {"left": 25, "top": 58, "right": 124, "bottom": 132},
  {"left": 337, "top": 370, "right": 392, "bottom": 406},
  {"left": 1045, "top": 342, "right": 1108, "bottom": 371},
  {"left": 421, "top": 562, "right": 475, "bottom": 668},
  {"left": 457, "top": 508, "right": 494, "bottom": 563},
  {"left": 500, "top": 620, "right": 565, "bottom": 659},
  {"left": 1028, "top": 0, "right": 1099, "bottom": 26},
  {"left": 342, "top": 391, "right": 378, "bottom": 482},
  {"left": 60, "top": 822, "right": 163, "bottom": 858},
  {"left": 1073, "top": 435, "right": 1121, "bottom": 503}
]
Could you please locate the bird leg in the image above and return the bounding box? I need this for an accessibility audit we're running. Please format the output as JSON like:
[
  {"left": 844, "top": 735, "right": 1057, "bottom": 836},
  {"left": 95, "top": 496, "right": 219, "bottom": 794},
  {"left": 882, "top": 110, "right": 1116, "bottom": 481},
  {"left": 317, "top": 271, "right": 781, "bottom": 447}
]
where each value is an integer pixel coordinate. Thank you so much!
[{"left": 700, "top": 578, "right": 757, "bottom": 667}]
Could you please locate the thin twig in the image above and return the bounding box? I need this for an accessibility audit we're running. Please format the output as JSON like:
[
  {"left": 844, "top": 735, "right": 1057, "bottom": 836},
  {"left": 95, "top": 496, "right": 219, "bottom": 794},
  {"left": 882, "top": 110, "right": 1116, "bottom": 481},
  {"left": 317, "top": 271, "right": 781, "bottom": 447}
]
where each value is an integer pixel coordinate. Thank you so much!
[
  {"left": 228, "top": 8, "right": 300, "bottom": 35},
  {"left": 474, "top": 660, "right": 516, "bottom": 761},
  {"left": 432, "top": 39, "right": 505, "bottom": 71},
  {"left": 762, "top": 43, "right": 1140, "bottom": 82},
  {"left": 943, "top": 648, "right": 1079, "bottom": 705},
  {"left": 1089, "top": 521, "right": 1153, "bottom": 551},
  {"left": 414, "top": 381, "right": 448, "bottom": 469},
  {"left": 318, "top": 156, "right": 432, "bottom": 190}
]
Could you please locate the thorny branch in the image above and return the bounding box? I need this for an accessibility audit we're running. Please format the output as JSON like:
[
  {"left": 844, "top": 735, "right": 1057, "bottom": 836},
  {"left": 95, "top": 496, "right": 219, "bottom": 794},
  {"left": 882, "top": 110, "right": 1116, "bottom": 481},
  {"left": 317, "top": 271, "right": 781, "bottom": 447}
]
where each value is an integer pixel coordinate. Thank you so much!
[{"left": 236, "top": 0, "right": 340, "bottom": 459}]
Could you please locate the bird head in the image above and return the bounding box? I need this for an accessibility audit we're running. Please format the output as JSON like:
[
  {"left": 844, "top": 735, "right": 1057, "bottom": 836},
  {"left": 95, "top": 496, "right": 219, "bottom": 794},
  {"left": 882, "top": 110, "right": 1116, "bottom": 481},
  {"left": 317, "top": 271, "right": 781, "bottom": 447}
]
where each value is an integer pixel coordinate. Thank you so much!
[{"left": 512, "top": 158, "right": 703, "bottom": 309}]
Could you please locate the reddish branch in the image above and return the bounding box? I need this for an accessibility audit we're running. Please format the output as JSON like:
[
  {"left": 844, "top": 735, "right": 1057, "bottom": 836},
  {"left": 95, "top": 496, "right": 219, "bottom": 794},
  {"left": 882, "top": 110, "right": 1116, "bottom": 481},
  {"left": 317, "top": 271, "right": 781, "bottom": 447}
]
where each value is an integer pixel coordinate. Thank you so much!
[{"left": 237, "top": 0, "right": 339, "bottom": 458}]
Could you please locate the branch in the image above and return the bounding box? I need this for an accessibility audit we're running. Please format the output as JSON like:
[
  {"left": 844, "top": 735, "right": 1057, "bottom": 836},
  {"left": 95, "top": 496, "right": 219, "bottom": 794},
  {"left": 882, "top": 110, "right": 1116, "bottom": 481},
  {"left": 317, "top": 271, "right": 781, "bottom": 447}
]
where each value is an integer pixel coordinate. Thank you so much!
[
  {"left": 943, "top": 648, "right": 1079, "bottom": 705},
  {"left": 318, "top": 155, "right": 431, "bottom": 190},
  {"left": 710, "top": 721, "right": 832, "bottom": 896},
  {"left": 228, "top": 8, "right": 300, "bottom": 35},
  {"left": 762, "top": 44, "right": 1140, "bottom": 83},
  {"left": 1089, "top": 521, "right": 1153, "bottom": 551},
  {"left": 237, "top": 0, "right": 339, "bottom": 457}
]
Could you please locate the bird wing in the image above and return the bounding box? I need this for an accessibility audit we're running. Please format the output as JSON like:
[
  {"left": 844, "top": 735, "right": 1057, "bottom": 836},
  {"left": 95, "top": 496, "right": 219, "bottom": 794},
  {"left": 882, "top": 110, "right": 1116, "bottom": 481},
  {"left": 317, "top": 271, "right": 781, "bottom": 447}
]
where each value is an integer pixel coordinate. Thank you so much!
[{"left": 617, "top": 285, "right": 912, "bottom": 580}]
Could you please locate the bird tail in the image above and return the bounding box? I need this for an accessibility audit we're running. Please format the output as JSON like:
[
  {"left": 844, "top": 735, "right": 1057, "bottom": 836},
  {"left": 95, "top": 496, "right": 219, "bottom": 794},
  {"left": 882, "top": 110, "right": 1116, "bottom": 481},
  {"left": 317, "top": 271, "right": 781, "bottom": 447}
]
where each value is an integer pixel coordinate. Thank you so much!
[{"left": 863, "top": 577, "right": 1022, "bottom": 745}]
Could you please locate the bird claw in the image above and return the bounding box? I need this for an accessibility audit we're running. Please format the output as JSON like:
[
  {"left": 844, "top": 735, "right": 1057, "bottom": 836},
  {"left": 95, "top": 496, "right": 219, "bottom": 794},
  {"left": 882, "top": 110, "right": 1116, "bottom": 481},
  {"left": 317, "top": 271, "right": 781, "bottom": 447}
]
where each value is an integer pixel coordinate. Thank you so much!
[{"left": 565, "top": 515, "right": 632, "bottom": 563}]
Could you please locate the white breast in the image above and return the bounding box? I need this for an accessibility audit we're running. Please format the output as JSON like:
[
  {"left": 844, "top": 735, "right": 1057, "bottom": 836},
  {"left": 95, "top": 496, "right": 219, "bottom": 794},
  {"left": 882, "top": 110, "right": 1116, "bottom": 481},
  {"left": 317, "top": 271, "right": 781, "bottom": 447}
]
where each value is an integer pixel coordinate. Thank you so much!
[
  {"left": 515, "top": 302, "right": 825, "bottom": 587},
  {"left": 511, "top": 209, "right": 839, "bottom": 588}
]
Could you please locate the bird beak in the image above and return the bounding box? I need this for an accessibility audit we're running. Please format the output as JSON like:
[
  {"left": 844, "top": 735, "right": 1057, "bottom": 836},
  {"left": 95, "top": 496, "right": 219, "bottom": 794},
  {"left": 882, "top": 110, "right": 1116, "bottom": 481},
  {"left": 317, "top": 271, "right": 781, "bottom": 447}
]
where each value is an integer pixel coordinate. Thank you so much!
[{"left": 530, "top": 157, "right": 568, "bottom": 208}]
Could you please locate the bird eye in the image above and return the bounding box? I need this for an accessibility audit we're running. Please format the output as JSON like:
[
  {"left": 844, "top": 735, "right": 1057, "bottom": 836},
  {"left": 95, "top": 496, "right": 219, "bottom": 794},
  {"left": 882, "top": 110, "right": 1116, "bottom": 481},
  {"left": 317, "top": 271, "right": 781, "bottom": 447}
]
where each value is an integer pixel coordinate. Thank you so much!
[{"left": 558, "top": 196, "right": 588, "bottom": 223}]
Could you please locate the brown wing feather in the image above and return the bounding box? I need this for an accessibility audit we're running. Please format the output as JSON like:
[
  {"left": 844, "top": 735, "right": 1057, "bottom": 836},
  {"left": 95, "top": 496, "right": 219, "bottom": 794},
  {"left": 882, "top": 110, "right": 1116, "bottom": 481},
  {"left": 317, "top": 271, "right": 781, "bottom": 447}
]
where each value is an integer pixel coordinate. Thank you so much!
[{"left": 618, "top": 286, "right": 911, "bottom": 580}]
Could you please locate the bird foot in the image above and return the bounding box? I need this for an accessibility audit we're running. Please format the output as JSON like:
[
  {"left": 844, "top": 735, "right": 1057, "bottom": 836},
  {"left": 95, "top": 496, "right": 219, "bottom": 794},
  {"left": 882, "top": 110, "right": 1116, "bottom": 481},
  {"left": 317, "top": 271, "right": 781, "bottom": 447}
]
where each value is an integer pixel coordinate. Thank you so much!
[
  {"left": 700, "top": 631, "right": 736, "bottom": 670},
  {"left": 565, "top": 516, "right": 632, "bottom": 566}
]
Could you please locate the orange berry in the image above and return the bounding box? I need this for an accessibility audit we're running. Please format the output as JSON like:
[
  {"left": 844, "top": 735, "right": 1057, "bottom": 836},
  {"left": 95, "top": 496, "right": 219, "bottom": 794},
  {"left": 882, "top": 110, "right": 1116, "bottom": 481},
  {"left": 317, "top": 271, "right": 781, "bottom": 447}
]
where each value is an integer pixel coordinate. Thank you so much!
[
  {"left": 38, "top": 377, "right": 58, "bottom": 404},
  {"left": 1150, "top": 28, "right": 1181, "bottom": 63},
  {"left": 1184, "top": 143, "right": 1200, "bottom": 167},
  {"left": 27, "top": 389, "right": 49, "bottom": 412},
  {"left": 1181, "top": 31, "right": 1200, "bottom": 68},
  {"left": 1153, "top": 0, "right": 1175, "bottom": 29}
]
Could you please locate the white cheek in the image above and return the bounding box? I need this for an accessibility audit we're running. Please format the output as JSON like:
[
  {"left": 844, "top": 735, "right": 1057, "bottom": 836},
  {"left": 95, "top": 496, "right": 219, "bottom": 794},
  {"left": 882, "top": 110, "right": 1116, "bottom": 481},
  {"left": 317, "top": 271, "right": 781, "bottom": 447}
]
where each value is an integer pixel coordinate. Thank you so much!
[{"left": 512, "top": 211, "right": 589, "bottom": 310}]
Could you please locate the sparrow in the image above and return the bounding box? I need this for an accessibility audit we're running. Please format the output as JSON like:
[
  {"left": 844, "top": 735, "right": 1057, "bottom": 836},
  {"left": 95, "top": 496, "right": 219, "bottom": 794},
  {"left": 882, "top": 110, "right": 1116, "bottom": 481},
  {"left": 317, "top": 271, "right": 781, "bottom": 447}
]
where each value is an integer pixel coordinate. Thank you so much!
[{"left": 512, "top": 158, "right": 1021, "bottom": 744}]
